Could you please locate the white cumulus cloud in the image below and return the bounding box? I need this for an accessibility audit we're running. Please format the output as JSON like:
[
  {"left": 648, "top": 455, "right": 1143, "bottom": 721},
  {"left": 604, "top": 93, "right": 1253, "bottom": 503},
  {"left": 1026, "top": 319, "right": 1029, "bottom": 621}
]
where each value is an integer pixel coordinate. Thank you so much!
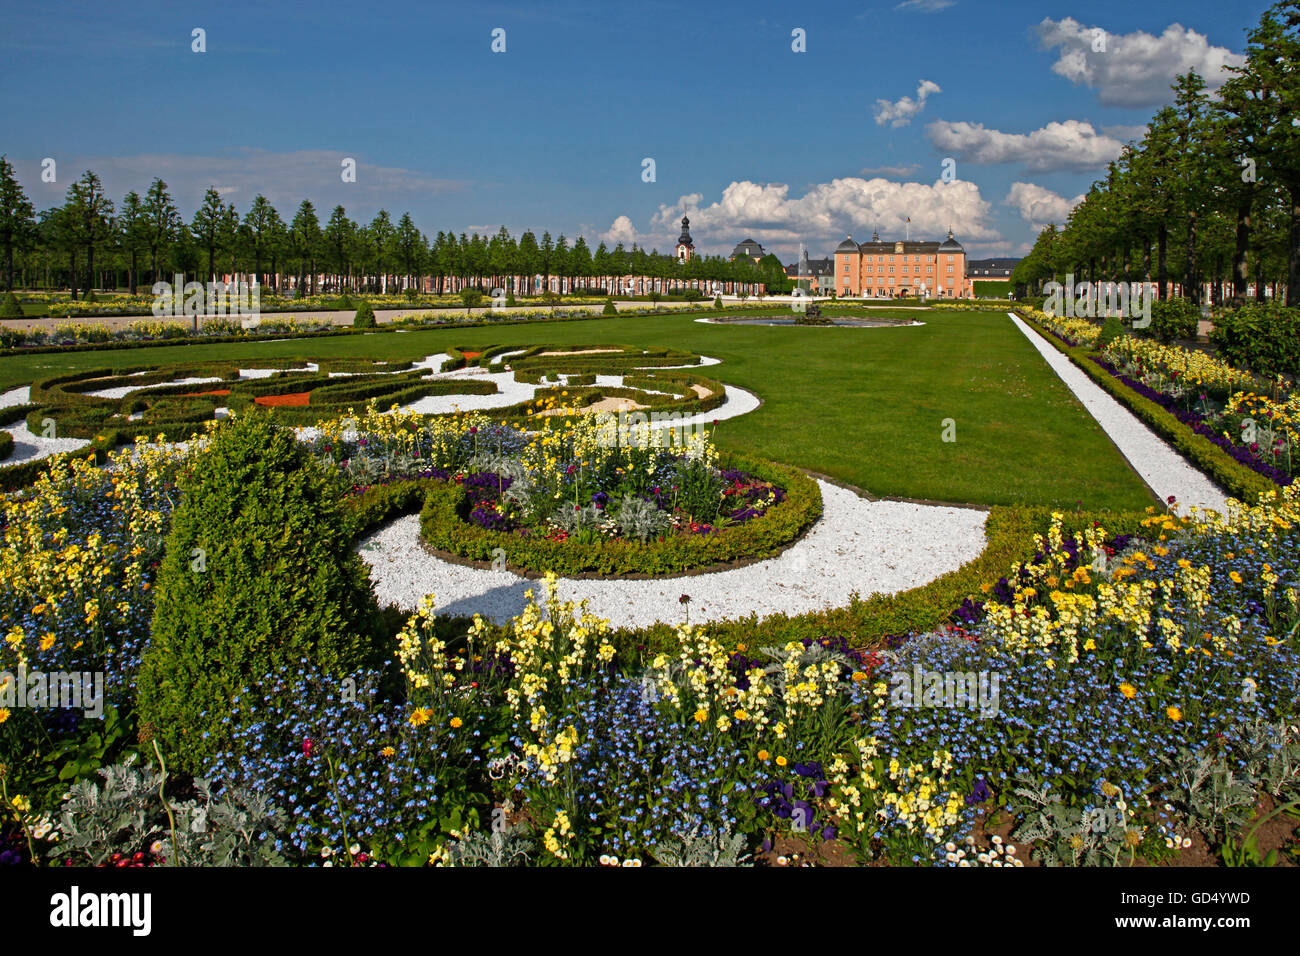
[
  {"left": 1033, "top": 17, "right": 1244, "bottom": 107},
  {"left": 649, "top": 177, "right": 999, "bottom": 258},
  {"left": 926, "top": 119, "right": 1124, "bottom": 173},
  {"left": 1004, "top": 182, "right": 1085, "bottom": 231},
  {"left": 874, "top": 79, "right": 942, "bottom": 127}
]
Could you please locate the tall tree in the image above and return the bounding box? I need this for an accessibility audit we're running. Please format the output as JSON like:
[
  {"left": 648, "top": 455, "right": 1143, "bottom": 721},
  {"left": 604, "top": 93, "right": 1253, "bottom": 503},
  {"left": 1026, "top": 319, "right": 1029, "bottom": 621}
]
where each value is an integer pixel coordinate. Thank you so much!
[
  {"left": 191, "top": 186, "right": 225, "bottom": 283},
  {"left": 289, "top": 200, "right": 322, "bottom": 295},
  {"left": 0, "top": 155, "right": 36, "bottom": 292},
  {"left": 63, "top": 170, "right": 115, "bottom": 299},
  {"left": 142, "top": 178, "right": 181, "bottom": 286},
  {"left": 116, "top": 190, "right": 148, "bottom": 293}
]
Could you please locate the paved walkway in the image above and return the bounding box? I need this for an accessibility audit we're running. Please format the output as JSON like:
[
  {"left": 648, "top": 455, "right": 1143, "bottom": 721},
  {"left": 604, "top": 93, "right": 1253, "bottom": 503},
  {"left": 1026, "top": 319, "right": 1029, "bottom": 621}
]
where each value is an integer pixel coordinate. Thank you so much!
[{"left": 1009, "top": 313, "right": 1230, "bottom": 515}]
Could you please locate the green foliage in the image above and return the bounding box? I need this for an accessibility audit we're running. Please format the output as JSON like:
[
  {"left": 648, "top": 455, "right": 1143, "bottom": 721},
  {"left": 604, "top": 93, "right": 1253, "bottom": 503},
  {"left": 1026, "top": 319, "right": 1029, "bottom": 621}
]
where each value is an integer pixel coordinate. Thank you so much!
[
  {"left": 459, "top": 288, "right": 483, "bottom": 309},
  {"left": 650, "top": 825, "right": 752, "bottom": 866},
  {"left": 602, "top": 297, "right": 617, "bottom": 316},
  {"left": 47, "top": 756, "right": 290, "bottom": 867},
  {"left": 0, "top": 291, "right": 24, "bottom": 318},
  {"left": 443, "top": 828, "right": 535, "bottom": 866},
  {"left": 1146, "top": 298, "right": 1201, "bottom": 343},
  {"left": 136, "top": 411, "right": 389, "bottom": 775},
  {"left": 353, "top": 299, "right": 376, "bottom": 328},
  {"left": 714, "top": 295, "right": 724, "bottom": 310},
  {"left": 335, "top": 294, "right": 355, "bottom": 311},
  {"left": 0, "top": 430, "right": 11, "bottom": 461},
  {"left": 1209, "top": 304, "right": 1300, "bottom": 377},
  {"left": 1096, "top": 312, "right": 1126, "bottom": 350}
]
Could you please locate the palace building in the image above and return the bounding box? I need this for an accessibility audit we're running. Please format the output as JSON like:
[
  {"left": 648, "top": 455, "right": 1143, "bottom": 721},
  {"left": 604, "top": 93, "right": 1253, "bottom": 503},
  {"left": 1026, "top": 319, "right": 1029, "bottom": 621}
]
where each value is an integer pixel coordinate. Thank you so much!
[{"left": 833, "top": 229, "right": 971, "bottom": 298}]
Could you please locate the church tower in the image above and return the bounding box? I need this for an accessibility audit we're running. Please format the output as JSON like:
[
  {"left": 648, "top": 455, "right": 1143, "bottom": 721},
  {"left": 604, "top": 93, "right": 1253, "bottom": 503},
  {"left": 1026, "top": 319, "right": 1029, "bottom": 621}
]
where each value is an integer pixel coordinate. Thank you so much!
[{"left": 675, "top": 215, "right": 694, "bottom": 262}]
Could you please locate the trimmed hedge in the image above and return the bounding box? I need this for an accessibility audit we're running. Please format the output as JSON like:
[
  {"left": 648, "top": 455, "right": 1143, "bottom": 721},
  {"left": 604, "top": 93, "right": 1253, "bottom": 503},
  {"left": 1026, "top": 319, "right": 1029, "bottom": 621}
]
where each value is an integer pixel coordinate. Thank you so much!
[
  {"left": 0, "top": 430, "right": 12, "bottom": 461},
  {"left": 1020, "top": 311, "right": 1277, "bottom": 502},
  {"left": 419, "top": 454, "right": 821, "bottom": 577},
  {"left": 136, "top": 412, "right": 390, "bottom": 776},
  {"left": 1209, "top": 303, "right": 1300, "bottom": 378}
]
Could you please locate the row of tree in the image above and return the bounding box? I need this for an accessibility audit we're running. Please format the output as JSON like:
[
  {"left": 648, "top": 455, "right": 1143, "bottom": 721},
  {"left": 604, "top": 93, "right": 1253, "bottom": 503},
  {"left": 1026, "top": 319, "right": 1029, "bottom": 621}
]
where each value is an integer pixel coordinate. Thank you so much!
[
  {"left": 1011, "top": 1, "right": 1299, "bottom": 307},
  {"left": 0, "top": 163, "right": 791, "bottom": 298}
]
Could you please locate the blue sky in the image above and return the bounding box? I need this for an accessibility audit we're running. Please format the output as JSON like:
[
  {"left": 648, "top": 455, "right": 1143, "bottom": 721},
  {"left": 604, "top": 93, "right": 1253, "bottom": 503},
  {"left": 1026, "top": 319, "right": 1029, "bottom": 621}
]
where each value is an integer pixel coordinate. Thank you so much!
[{"left": 0, "top": 0, "right": 1271, "bottom": 260}]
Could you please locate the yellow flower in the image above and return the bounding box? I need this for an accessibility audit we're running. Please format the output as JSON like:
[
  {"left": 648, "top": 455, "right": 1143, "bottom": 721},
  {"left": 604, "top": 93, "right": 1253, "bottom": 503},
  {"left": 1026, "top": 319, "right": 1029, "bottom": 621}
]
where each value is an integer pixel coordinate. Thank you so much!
[
  {"left": 1119, "top": 682, "right": 1136, "bottom": 699},
  {"left": 776, "top": 755, "right": 788, "bottom": 767},
  {"left": 1229, "top": 571, "right": 1243, "bottom": 585},
  {"left": 380, "top": 746, "right": 396, "bottom": 758},
  {"left": 1166, "top": 706, "right": 1182, "bottom": 722},
  {"left": 450, "top": 717, "right": 463, "bottom": 729},
  {"left": 0, "top": 708, "right": 9, "bottom": 724},
  {"left": 409, "top": 707, "right": 433, "bottom": 727},
  {"left": 733, "top": 709, "right": 748, "bottom": 721},
  {"left": 757, "top": 749, "right": 770, "bottom": 762},
  {"left": 693, "top": 707, "right": 708, "bottom": 723}
]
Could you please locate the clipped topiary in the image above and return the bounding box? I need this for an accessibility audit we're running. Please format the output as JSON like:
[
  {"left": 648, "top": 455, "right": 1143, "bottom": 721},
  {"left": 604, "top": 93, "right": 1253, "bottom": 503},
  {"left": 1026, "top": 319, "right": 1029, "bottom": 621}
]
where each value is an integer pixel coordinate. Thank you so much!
[
  {"left": 136, "top": 411, "right": 389, "bottom": 775},
  {"left": 602, "top": 297, "right": 617, "bottom": 316},
  {"left": 353, "top": 299, "right": 376, "bottom": 328},
  {"left": 336, "top": 293, "right": 355, "bottom": 311},
  {"left": 0, "top": 291, "right": 23, "bottom": 318},
  {"left": 713, "top": 295, "right": 724, "bottom": 310},
  {"left": 1096, "top": 312, "right": 1126, "bottom": 351}
]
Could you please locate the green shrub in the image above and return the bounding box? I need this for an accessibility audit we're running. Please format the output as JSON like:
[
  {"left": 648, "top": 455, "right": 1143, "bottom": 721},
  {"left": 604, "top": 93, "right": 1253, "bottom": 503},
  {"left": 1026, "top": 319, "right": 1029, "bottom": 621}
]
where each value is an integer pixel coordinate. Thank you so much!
[
  {"left": 1096, "top": 312, "right": 1125, "bottom": 350},
  {"left": 714, "top": 295, "right": 724, "bottom": 311},
  {"left": 353, "top": 300, "right": 376, "bottom": 328},
  {"left": 1209, "top": 303, "right": 1300, "bottom": 378},
  {"left": 459, "top": 288, "right": 483, "bottom": 309},
  {"left": 0, "top": 291, "right": 24, "bottom": 318},
  {"left": 603, "top": 298, "right": 617, "bottom": 316},
  {"left": 136, "top": 411, "right": 389, "bottom": 776},
  {"left": 335, "top": 293, "right": 355, "bottom": 311},
  {"left": 1145, "top": 298, "right": 1200, "bottom": 343},
  {"left": 0, "top": 430, "right": 12, "bottom": 461}
]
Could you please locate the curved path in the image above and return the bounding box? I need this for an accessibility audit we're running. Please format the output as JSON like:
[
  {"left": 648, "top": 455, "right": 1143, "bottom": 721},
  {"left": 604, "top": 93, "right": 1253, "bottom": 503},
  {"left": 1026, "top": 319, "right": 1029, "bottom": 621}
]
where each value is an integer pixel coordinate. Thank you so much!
[{"left": 357, "top": 481, "right": 988, "bottom": 629}]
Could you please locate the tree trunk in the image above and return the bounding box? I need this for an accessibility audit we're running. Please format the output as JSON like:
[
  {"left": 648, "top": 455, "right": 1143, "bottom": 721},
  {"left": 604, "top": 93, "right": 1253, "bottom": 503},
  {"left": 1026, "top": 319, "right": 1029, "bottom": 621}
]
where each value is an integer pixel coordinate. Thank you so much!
[
  {"left": 69, "top": 250, "right": 78, "bottom": 299},
  {"left": 1157, "top": 222, "right": 1168, "bottom": 301},
  {"left": 1289, "top": 189, "right": 1300, "bottom": 307},
  {"left": 1232, "top": 196, "right": 1251, "bottom": 306}
]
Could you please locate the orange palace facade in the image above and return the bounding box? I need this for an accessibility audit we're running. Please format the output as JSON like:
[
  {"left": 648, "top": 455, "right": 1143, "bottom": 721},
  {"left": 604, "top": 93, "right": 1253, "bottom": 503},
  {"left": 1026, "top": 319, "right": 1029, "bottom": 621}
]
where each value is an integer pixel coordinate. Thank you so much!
[{"left": 833, "top": 230, "right": 972, "bottom": 299}]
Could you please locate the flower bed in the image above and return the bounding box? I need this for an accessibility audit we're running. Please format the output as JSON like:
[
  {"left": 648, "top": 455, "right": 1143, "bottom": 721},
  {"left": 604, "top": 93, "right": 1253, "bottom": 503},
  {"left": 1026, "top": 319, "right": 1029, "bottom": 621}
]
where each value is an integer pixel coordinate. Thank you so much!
[{"left": 1017, "top": 308, "right": 1282, "bottom": 501}]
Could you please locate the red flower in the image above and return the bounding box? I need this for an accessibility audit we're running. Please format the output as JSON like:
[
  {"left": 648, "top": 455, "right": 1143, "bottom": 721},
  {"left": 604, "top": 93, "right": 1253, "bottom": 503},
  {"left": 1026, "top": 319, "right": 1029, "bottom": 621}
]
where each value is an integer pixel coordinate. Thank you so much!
[{"left": 303, "top": 738, "right": 314, "bottom": 756}]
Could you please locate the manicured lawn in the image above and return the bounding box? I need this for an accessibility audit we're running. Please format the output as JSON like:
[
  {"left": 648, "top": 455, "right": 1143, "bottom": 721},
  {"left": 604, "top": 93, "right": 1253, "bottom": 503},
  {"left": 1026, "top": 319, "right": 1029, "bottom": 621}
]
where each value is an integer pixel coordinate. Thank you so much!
[{"left": 0, "top": 307, "right": 1157, "bottom": 510}]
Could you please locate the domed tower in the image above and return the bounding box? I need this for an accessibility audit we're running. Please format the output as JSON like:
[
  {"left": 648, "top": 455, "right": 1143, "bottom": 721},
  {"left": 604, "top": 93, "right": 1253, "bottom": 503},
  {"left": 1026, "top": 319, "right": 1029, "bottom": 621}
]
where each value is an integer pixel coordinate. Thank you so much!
[
  {"left": 937, "top": 229, "right": 967, "bottom": 298},
  {"left": 675, "top": 215, "right": 694, "bottom": 262}
]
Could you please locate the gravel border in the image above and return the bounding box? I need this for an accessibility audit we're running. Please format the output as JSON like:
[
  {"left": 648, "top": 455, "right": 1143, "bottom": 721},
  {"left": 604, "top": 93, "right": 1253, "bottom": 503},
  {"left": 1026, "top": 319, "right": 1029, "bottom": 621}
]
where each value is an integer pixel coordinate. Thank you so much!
[
  {"left": 358, "top": 480, "right": 988, "bottom": 629},
  {"left": 1009, "top": 313, "right": 1230, "bottom": 515}
]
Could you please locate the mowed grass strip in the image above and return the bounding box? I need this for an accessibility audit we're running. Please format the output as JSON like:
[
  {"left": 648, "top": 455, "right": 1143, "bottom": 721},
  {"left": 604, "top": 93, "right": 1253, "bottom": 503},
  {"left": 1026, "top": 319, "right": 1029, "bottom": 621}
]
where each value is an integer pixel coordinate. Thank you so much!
[{"left": 0, "top": 308, "right": 1156, "bottom": 510}]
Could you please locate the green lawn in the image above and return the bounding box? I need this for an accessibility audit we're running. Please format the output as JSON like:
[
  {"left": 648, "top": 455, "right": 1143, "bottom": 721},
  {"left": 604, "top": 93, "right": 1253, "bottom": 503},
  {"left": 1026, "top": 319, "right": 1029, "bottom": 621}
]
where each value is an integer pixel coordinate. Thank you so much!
[{"left": 0, "top": 308, "right": 1157, "bottom": 510}]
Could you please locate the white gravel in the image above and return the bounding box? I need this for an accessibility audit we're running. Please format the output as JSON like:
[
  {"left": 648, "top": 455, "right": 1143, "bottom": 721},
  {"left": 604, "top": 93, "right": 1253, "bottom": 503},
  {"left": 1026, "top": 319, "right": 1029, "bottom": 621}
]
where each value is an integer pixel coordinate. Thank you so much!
[
  {"left": 357, "top": 481, "right": 988, "bottom": 628},
  {"left": 1009, "top": 313, "right": 1230, "bottom": 515},
  {"left": 1, "top": 386, "right": 94, "bottom": 464}
]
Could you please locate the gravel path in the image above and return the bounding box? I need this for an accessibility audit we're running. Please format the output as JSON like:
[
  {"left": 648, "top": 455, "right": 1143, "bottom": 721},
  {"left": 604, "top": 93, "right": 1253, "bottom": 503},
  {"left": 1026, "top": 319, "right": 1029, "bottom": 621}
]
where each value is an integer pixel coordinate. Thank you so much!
[
  {"left": 1009, "top": 313, "right": 1230, "bottom": 515},
  {"left": 357, "top": 481, "right": 988, "bottom": 628},
  {"left": 1, "top": 386, "right": 92, "bottom": 463}
]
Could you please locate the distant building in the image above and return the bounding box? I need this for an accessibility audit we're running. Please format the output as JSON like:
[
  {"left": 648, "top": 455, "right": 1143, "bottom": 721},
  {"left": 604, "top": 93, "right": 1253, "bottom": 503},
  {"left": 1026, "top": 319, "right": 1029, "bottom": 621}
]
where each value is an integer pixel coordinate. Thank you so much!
[
  {"left": 675, "top": 215, "right": 695, "bottom": 262},
  {"left": 833, "top": 229, "right": 971, "bottom": 298},
  {"left": 785, "top": 257, "right": 836, "bottom": 294},
  {"left": 730, "top": 238, "right": 766, "bottom": 262},
  {"left": 966, "top": 258, "right": 1020, "bottom": 293}
]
